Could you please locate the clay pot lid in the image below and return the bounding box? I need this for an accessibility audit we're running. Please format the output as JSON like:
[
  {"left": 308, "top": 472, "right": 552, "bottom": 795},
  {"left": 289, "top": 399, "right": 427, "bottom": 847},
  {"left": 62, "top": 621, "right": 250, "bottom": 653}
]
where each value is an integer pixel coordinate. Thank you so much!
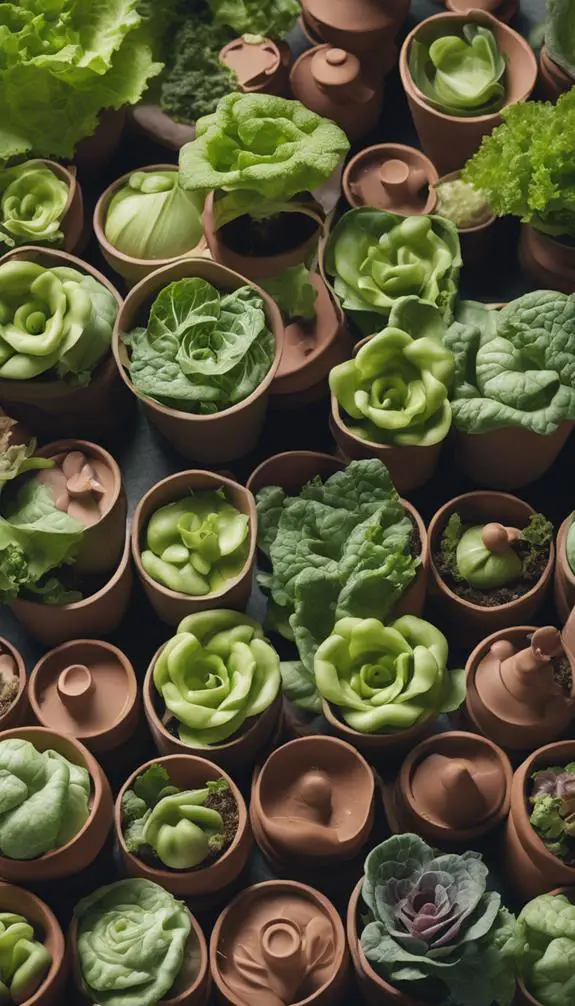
[
  {"left": 33, "top": 446, "right": 116, "bottom": 527},
  {"left": 292, "top": 46, "right": 374, "bottom": 105},
  {"left": 29, "top": 639, "right": 137, "bottom": 746},
  {"left": 343, "top": 143, "right": 438, "bottom": 213},
  {"left": 304, "top": 0, "right": 394, "bottom": 33},
  {"left": 275, "top": 274, "right": 342, "bottom": 380},
  {"left": 445, "top": 0, "right": 516, "bottom": 18},
  {"left": 219, "top": 36, "right": 281, "bottom": 90}
]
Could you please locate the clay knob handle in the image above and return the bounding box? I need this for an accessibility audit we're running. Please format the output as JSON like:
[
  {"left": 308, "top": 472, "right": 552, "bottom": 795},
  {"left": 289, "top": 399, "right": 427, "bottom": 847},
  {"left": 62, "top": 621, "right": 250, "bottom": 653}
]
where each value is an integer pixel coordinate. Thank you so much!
[
  {"left": 378, "top": 159, "right": 411, "bottom": 199},
  {"left": 297, "top": 770, "right": 333, "bottom": 822},
  {"left": 57, "top": 664, "right": 94, "bottom": 711},
  {"left": 260, "top": 919, "right": 305, "bottom": 981},
  {"left": 442, "top": 760, "right": 482, "bottom": 800},
  {"left": 311, "top": 47, "right": 374, "bottom": 103},
  {"left": 481, "top": 523, "right": 520, "bottom": 553},
  {"left": 532, "top": 626, "right": 563, "bottom": 659}
]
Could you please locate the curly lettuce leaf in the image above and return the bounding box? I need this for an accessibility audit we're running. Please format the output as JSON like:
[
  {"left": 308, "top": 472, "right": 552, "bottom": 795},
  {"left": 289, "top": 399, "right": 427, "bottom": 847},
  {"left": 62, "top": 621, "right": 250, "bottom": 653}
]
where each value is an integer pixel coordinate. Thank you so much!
[{"left": 209, "top": 0, "right": 299, "bottom": 38}]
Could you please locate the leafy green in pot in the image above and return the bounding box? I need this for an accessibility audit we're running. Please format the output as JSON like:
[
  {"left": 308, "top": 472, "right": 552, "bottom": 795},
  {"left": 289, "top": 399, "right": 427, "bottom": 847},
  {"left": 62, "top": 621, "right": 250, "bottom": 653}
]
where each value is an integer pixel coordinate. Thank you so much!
[
  {"left": 0, "top": 162, "right": 68, "bottom": 251},
  {"left": 0, "top": 415, "right": 52, "bottom": 488},
  {"left": 409, "top": 23, "right": 506, "bottom": 116},
  {"left": 529, "top": 762, "right": 575, "bottom": 864},
  {"left": 567, "top": 514, "right": 575, "bottom": 576},
  {"left": 546, "top": 0, "right": 575, "bottom": 80},
  {"left": 0, "top": 911, "right": 52, "bottom": 1002},
  {"left": 435, "top": 176, "right": 492, "bottom": 229},
  {"left": 513, "top": 893, "right": 575, "bottom": 1006},
  {"left": 104, "top": 170, "right": 204, "bottom": 261},
  {"left": 208, "top": 0, "right": 300, "bottom": 38},
  {"left": 260, "top": 265, "right": 318, "bottom": 322}
]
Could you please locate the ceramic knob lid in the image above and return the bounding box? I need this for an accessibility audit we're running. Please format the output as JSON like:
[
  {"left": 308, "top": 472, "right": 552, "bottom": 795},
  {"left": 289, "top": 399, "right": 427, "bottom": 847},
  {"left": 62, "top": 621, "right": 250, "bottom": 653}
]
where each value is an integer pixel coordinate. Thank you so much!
[
  {"left": 343, "top": 143, "right": 438, "bottom": 213},
  {"left": 36, "top": 449, "right": 112, "bottom": 527},
  {"left": 219, "top": 36, "right": 280, "bottom": 90},
  {"left": 410, "top": 747, "right": 507, "bottom": 830},
  {"left": 309, "top": 47, "right": 374, "bottom": 103}
]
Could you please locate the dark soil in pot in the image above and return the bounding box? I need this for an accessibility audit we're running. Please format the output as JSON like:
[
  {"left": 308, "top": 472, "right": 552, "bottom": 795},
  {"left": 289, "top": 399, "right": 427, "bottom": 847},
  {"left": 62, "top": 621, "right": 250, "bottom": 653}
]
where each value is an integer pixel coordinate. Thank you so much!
[
  {"left": 220, "top": 210, "right": 318, "bottom": 257},
  {"left": 432, "top": 535, "right": 550, "bottom": 607}
]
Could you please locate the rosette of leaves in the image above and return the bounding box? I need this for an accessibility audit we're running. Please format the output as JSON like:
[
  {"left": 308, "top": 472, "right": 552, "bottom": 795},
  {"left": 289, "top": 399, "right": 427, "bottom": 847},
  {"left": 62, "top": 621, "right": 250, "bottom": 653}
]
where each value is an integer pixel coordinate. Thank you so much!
[
  {"left": 314, "top": 615, "right": 464, "bottom": 733},
  {"left": 330, "top": 297, "right": 454, "bottom": 447},
  {"left": 360, "top": 833, "right": 517, "bottom": 1006},
  {"left": 529, "top": 763, "right": 575, "bottom": 863},
  {"left": 153, "top": 610, "right": 281, "bottom": 746},
  {"left": 409, "top": 22, "right": 506, "bottom": 115},
  {"left": 0, "top": 912, "right": 52, "bottom": 1003},
  {"left": 0, "top": 738, "right": 90, "bottom": 860},
  {"left": 0, "top": 162, "right": 68, "bottom": 250},
  {"left": 513, "top": 893, "right": 575, "bottom": 1006},
  {"left": 434, "top": 176, "right": 492, "bottom": 229},
  {"left": 0, "top": 260, "right": 117, "bottom": 384},
  {"left": 75, "top": 878, "right": 191, "bottom": 1006},
  {"left": 324, "top": 209, "right": 461, "bottom": 335}
]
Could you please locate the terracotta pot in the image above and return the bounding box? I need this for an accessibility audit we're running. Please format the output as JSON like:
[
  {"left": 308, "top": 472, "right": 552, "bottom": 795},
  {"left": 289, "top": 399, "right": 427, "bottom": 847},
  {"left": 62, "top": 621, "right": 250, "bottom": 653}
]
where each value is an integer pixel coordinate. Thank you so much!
[
  {"left": 434, "top": 169, "right": 496, "bottom": 266},
  {"left": 0, "top": 882, "right": 67, "bottom": 1006},
  {"left": 538, "top": 45, "right": 574, "bottom": 101},
  {"left": 128, "top": 102, "right": 196, "bottom": 151},
  {"left": 519, "top": 224, "right": 575, "bottom": 294},
  {"left": 322, "top": 698, "right": 438, "bottom": 767},
  {"left": 504, "top": 740, "right": 575, "bottom": 901},
  {"left": 453, "top": 420, "right": 574, "bottom": 490},
  {"left": 210, "top": 880, "right": 351, "bottom": 1006},
  {"left": 113, "top": 257, "right": 283, "bottom": 463},
  {"left": 93, "top": 164, "right": 207, "bottom": 287},
  {"left": 73, "top": 108, "right": 126, "bottom": 175},
  {"left": 399, "top": 11, "right": 538, "bottom": 174},
  {"left": 343, "top": 143, "right": 438, "bottom": 213},
  {"left": 219, "top": 37, "right": 291, "bottom": 96},
  {"left": 0, "top": 246, "right": 127, "bottom": 440},
  {"left": 10, "top": 530, "right": 133, "bottom": 646},
  {"left": 444, "top": 0, "right": 518, "bottom": 21},
  {"left": 132, "top": 470, "right": 256, "bottom": 626},
  {"left": 555, "top": 515, "right": 575, "bottom": 624},
  {"left": 301, "top": 0, "right": 409, "bottom": 54},
  {"left": 115, "top": 754, "right": 252, "bottom": 907},
  {"left": 428, "top": 491, "right": 554, "bottom": 646},
  {"left": 290, "top": 46, "right": 383, "bottom": 142},
  {"left": 0, "top": 727, "right": 113, "bottom": 884},
  {"left": 0, "top": 635, "right": 28, "bottom": 731}
]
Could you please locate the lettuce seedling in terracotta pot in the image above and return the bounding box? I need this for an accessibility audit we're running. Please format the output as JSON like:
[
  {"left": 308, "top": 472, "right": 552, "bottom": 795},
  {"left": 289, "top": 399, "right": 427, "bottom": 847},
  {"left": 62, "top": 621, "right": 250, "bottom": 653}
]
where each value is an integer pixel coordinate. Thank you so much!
[
  {"left": 0, "top": 160, "right": 83, "bottom": 255},
  {"left": 539, "top": 0, "right": 575, "bottom": 99},
  {"left": 513, "top": 891, "right": 575, "bottom": 1006},
  {"left": 0, "top": 637, "right": 27, "bottom": 731},
  {"left": 0, "top": 883, "right": 67, "bottom": 1006},
  {"left": 434, "top": 171, "right": 495, "bottom": 265}
]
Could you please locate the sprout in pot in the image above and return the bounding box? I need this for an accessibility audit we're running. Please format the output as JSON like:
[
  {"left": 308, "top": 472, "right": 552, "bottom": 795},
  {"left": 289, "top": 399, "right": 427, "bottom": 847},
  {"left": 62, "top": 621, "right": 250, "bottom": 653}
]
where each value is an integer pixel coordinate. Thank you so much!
[
  {"left": 0, "top": 413, "right": 52, "bottom": 489},
  {"left": 104, "top": 169, "right": 204, "bottom": 261},
  {"left": 0, "top": 161, "right": 69, "bottom": 250},
  {"left": 0, "top": 738, "right": 90, "bottom": 860},
  {"left": 513, "top": 892, "right": 575, "bottom": 1006},
  {"left": 324, "top": 208, "right": 461, "bottom": 336},
  {"left": 121, "top": 763, "right": 237, "bottom": 870},
  {"left": 74, "top": 879, "right": 192, "bottom": 1006},
  {"left": 359, "top": 833, "right": 517, "bottom": 1006},
  {"left": 409, "top": 23, "right": 506, "bottom": 116},
  {"left": 153, "top": 610, "right": 281, "bottom": 745},
  {"left": 436, "top": 511, "right": 553, "bottom": 606},
  {"left": 122, "top": 277, "right": 276, "bottom": 413},
  {"left": 315, "top": 615, "right": 465, "bottom": 733},
  {"left": 0, "top": 911, "right": 52, "bottom": 1002},
  {"left": 329, "top": 297, "right": 454, "bottom": 447},
  {"left": 256, "top": 459, "right": 420, "bottom": 713},
  {"left": 0, "top": 648, "right": 19, "bottom": 719},
  {"left": 529, "top": 761, "right": 575, "bottom": 864},
  {"left": 140, "top": 489, "right": 250, "bottom": 595},
  {"left": 434, "top": 175, "right": 492, "bottom": 229}
]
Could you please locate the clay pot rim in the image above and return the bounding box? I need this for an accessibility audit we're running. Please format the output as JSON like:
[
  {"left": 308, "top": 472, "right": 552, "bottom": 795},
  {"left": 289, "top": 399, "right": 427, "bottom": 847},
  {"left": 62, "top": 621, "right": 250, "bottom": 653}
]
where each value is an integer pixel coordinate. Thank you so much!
[
  {"left": 558, "top": 515, "right": 575, "bottom": 589},
  {"left": 209, "top": 878, "right": 347, "bottom": 1004},
  {"left": 0, "top": 726, "right": 109, "bottom": 868},
  {"left": 112, "top": 256, "right": 283, "bottom": 423},
  {"left": 434, "top": 170, "right": 496, "bottom": 233},
  {"left": 399, "top": 10, "right": 538, "bottom": 124},
  {"left": 276, "top": 273, "right": 346, "bottom": 382},
  {"left": 128, "top": 103, "right": 196, "bottom": 153},
  {"left": 246, "top": 450, "right": 343, "bottom": 496},
  {"left": 29, "top": 639, "right": 138, "bottom": 742},
  {"left": 322, "top": 697, "right": 437, "bottom": 743},
  {"left": 32, "top": 437, "right": 123, "bottom": 532},
  {"left": 342, "top": 142, "right": 439, "bottom": 213},
  {"left": 330, "top": 390, "right": 450, "bottom": 454},
  {"left": 428, "top": 490, "right": 555, "bottom": 615},
  {"left": 131, "top": 469, "right": 257, "bottom": 604},
  {"left": 0, "top": 635, "right": 27, "bottom": 730},
  {"left": 93, "top": 164, "right": 206, "bottom": 270},
  {"left": 539, "top": 44, "right": 575, "bottom": 86},
  {"left": 0, "top": 881, "right": 66, "bottom": 1006},
  {"left": 512, "top": 741, "right": 575, "bottom": 878}
]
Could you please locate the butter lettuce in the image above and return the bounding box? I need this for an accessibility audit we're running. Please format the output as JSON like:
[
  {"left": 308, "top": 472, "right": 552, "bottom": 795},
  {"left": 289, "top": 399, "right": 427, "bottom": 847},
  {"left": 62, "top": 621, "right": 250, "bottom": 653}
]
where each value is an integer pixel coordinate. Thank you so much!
[
  {"left": 409, "top": 22, "right": 506, "bottom": 116},
  {"left": 514, "top": 894, "right": 575, "bottom": 1006}
]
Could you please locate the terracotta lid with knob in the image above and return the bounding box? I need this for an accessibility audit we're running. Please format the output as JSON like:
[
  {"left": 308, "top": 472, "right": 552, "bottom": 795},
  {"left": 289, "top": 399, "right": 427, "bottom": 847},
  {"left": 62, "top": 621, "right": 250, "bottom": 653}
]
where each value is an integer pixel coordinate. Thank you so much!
[
  {"left": 29, "top": 639, "right": 139, "bottom": 754},
  {"left": 343, "top": 142, "right": 438, "bottom": 213},
  {"left": 219, "top": 36, "right": 289, "bottom": 94},
  {"left": 36, "top": 448, "right": 113, "bottom": 526},
  {"left": 290, "top": 45, "right": 379, "bottom": 142}
]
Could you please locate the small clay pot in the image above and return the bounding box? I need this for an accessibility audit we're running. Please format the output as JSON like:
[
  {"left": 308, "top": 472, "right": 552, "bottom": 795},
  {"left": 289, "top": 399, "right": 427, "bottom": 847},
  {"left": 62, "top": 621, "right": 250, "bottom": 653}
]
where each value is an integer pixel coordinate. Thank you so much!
[
  {"left": 301, "top": 0, "right": 409, "bottom": 55},
  {"left": 0, "top": 882, "right": 67, "bottom": 1006},
  {"left": 219, "top": 37, "right": 291, "bottom": 96},
  {"left": 503, "top": 740, "right": 575, "bottom": 901},
  {"left": 555, "top": 515, "right": 575, "bottom": 624},
  {"left": 453, "top": 419, "right": 574, "bottom": 490},
  {"left": 113, "top": 257, "right": 283, "bottom": 463},
  {"left": 399, "top": 11, "right": 538, "bottom": 174},
  {"left": 444, "top": 0, "right": 518, "bottom": 22},
  {"left": 519, "top": 224, "right": 575, "bottom": 294},
  {"left": 115, "top": 754, "right": 252, "bottom": 907},
  {"left": 0, "top": 636, "right": 28, "bottom": 731},
  {"left": 210, "top": 880, "right": 351, "bottom": 1006},
  {"left": 132, "top": 470, "right": 257, "bottom": 626},
  {"left": 10, "top": 530, "right": 133, "bottom": 647},
  {"left": 0, "top": 246, "right": 127, "bottom": 440},
  {"left": 434, "top": 170, "right": 496, "bottom": 266},
  {"left": 128, "top": 103, "right": 196, "bottom": 151},
  {"left": 343, "top": 143, "right": 438, "bottom": 213},
  {"left": 73, "top": 108, "right": 126, "bottom": 175},
  {"left": 0, "top": 726, "right": 113, "bottom": 884},
  {"left": 290, "top": 46, "right": 382, "bottom": 142},
  {"left": 538, "top": 45, "right": 574, "bottom": 101},
  {"left": 428, "top": 491, "right": 554, "bottom": 646},
  {"left": 94, "top": 164, "right": 207, "bottom": 287}
]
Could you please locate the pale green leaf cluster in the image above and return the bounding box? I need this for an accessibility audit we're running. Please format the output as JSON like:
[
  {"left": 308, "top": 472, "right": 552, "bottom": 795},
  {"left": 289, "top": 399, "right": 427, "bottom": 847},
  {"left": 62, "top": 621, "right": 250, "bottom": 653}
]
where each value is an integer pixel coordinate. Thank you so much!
[
  {"left": 0, "top": 415, "right": 52, "bottom": 489},
  {"left": 567, "top": 514, "right": 575, "bottom": 575},
  {"left": 514, "top": 894, "right": 575, "bottom": 1006},
  {"left": 0, "top": 911, "right": 52, "bottom": 1002},
  {"left": 260, "top": 265, "right": 318, "bottom": 322},
  {"left": 104, "top": 170, "right": 204, "bottom": 260},
  {"left": 209, "top": 0, "right": 300, "bottom": 39},
  {"left": 409, "top": 23, "right": 506, "bottom": 116},
  {"left": 0, "top": 161, "right": 68, "bottom": 251},
  {"left": 456, "top": 525, "right": 522, "bottom": 589},
  {"left": 434, "top": 176, "right": 491, "bottom": 229}
]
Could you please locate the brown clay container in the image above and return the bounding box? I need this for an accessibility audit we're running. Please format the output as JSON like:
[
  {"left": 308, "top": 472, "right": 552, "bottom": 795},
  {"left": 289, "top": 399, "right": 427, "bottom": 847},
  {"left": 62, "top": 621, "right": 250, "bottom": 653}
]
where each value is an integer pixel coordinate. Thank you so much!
[
  {"left": 10, "top": 530, "right": 133, "bottom": 646},
  {"left": 555, "top": 515, "right": 575, "bottom": 624},
  {"left": 399, "top": 11, "right": 538, "bottom": 174},
  {"left": 128, "top": 102, "right": 196, "bottom": 151},
  {"left": 132, "top": 470, "right": 257, "bottom": 626},
  {"left": 428, "top": 491, "right": 554, "bottom": 646},
  {"left": 0, "top": 726, "right": 113, "bottom": 884},
  {"left": 115, "top": 754, "right": 252, "bottom": 907},
  {"left": 112, "top": 257, "right": 283, "bottom": 463},
  {"left": 0, "top": 246, "right": 127, "bottom": 440},
  {"left": 322, "top": 698, "right": 438, "bottom": 767},
  {"left": 519, "top": 224, "right": 575, "bottom": 294},
  {"left": 0, "top": 636, "right": 28, "bottom": 731},
  {"left": 219, "top": 37, "right": 291, "bottom": 96},
  {"left": 453, "top": 419, "right": 574, "bottom": 490},
  {"left": 538, "top": 44, "right": 574, "bottom": 101},
  {"left": 434, "top": 169, "right": 496, "bottom": 266},
  {"left": 73, "top": 108, "right": 126, "bottom": 175},
  {"left": 0, "top": 882, "right": 67, "bottom": 1006},
  {"left": 503, "top": 740, "right": 575, "bottom": 901},
  {"left": 343, "top": 143, "right": 438, "bottom": 213},
  {"left": 210, "top": 879, "right": 351, "bottom": 1006},
  {"left": 35, "top": 160, "right": 84, "bottom": 254},
  {"left": 290, "top": 46, "right": 382, "bottom": 142},
  {"left": 301, "top": 0, "right": 409, "bottom": 54},
  {"left": 444, "top": 0, "right": 518, "bottom": 22}
]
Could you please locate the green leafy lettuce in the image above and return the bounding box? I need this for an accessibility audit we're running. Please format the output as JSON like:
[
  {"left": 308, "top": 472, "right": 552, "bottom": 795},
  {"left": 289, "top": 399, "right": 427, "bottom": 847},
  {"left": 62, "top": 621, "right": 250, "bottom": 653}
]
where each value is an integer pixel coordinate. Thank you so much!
[
  {"left": 546, "top": 0, "right": 575, "bottom": 82},
  {"left": 0, "top": 911, "right": 52, "bottom": 1002},
  {"left": 434, "top": 176, "right": 492, "bottom": 229},
  {"left": 514, "top": 893, "right": 575, "bottom": 1006},
  {"left": 409, "top": 22, "right": 506, "bottom": 116},
  {"left": 260, "top": 265, "right": 318, "bottom": 322},
  {"left": 159, "top": 16, "right": 237, "bottom": 126},
  {"left": 567, "top": 514, "right": 575, "bottom": 575},
  {"left": 529, "top": 763, "right": 575, "bottom": 862},
  {"left": 209, "top": 0, "right": 300, "bottom": 38},
  {"left": 0, "top": 161, "right": 68, "bottom": 250},
  {"left": 0, "top": 415, "right": 52, "bottom": 488}
]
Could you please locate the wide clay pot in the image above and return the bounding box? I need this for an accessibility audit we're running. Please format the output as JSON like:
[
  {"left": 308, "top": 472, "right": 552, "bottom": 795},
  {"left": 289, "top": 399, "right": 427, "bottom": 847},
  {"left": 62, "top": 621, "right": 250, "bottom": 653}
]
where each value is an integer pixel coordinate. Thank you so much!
[
  {"left": 0, "top": 726, "right": 113, "bottom": 884},
  {"left": 73, "top": 108, "right": 126, "bottom": 175},
  {"left": 538, "top": 44, "right": 574, "bottom": 101},
  {"left": 36, "top": 160, "right": 84, "bottom": 255},
  {"left": 0, "top": 635, "right": 28, "bottom": 731},
  {"left": 113, "top": 257, "right": 283, "bottom": 463},
  {"left": 131, "top": 470, "right": 257, "bottom": 626},
  {"left": 555, "top": 515, "right": 575, "bottom": 624},
  {"left": 93, "top": 164, "right": 207, "bottom": 287},
  {"left": 399, "top": 11, "right": 538, "bottom": 174},
  {"left": 290, "top": 46, "right": 383, "bottom": 142},
  {"left": 115, "top": 754, "right": 252, "bottom": 907},
  {"left": 428, "top": 491, "right": 554, "bottom": 646},
  {"left": 342, "top": 143, "right": 438, "bottom": 213},
  {"left": 128, "top": 102, "right": 196, "bottom": 151},
  {"left": 453, "top": 419, "right": 574, "bottom": 490},
  {"left": 301, "top": 0, "right": 409, "bottom": 54},
  {"left": 10, "top": 530, "right": 133, "bottom": 646},
  {"left": 503, "top": 740, "right": 575, "bottom": 901},
  {"left": 444, "top": 0, "right": 518, "bottom": 22},
  {"left": 219, "top": 37, "right": 291, "bottom": 96},
  {"left": 434, "top": 169, "right": 496, "bottom": 267},
  {"left": 0, "top": 882, "right": 67, "bottom": 1006},
  {"left": 0, "top": 246, "right": 127, "bottom": 440},
  {"left": 519, "top": 224, "right": 575, "bottom": 294},
  {"left": 210, "top": 880, "right": 351, "bottom": 1006}
]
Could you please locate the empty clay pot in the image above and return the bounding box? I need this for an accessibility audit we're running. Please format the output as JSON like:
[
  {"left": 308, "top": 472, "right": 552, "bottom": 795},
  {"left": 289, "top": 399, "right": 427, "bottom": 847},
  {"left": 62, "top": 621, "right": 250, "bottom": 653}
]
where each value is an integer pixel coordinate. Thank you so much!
[
  {"left": 538, "top": 45, "right": 574, "bottom": 101},
  {"left": 128, "top": 103, "right": 196, "bottom": 151},
  {"left": 444, "top": 0, "right": 518, "bottom": 22},
  {"left": 465, "top": 624, "right": 575, "bottom": 754},
  {"left": 0, "top": 882, "right": 67, "bottom": 1006},
  {"left": 453, "top": 419, "right": 574, "bottom": 490},
  {"left": 115, "top": 754, "right": 252, "bottom": 907},
  {"left": 113, "top": 257, "right": 283, "bottom": 463},
  {"left": 10, "top": 530, "right": 133, "bottom": 647},
  {"left": 290, "top": 46, "right": 382, "bottom": 142},
  {"left": 219, "top": 37, "right": 291, "bottom": 96},
  {"left": 301, "top": 0, "right": 409, "bottom": 55},
  {"left": 0, "top": 726, "right": 113, "bottom": 884},
  {"left": 428, "top": 492, "right": 554, "bottom": 646},
  {"left": 210, "top": 879, "right": 351, "bottom": 1006},
  {"left": 434, "top": 170, "right": 496, "bottom": 267},
  {"left": 132, "top": 470, "right": 257, "bottom": 626},
  {"left": 0, "top": 246, "right": 127, "bottom": 440},
  {"left": 399, "top": 11, "right": 538, "bottom": 174},
  {"left": 73, "top": 108, "right": 126, "bottom": 175},
  {"left": 503, "top": 740, "right": 575, "bottom": 901},
  {"left": 0, "top": 636, "right": 28, "bottom": 731},
  {"left": 519, "top": 224, "right": 575, "bottom": 294},
  {"left": 555, "top": 515, "right": 575, "bottom": 624},
  {"left": 342, "top": 143, "right": 438, "bottom": 213},
  {"left": 32, "top": 160, "right": 84, "bottom": 255}
]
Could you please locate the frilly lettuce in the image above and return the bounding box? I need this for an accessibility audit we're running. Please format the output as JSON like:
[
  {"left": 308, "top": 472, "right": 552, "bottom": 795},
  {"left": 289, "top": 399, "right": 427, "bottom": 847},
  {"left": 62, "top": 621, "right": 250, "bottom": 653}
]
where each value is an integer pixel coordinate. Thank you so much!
[
  {"left": 209, "top": 0, "right": 300, "bottom": 38},
  {"left": 260, "top": 266, "right": 318, "bottom": 321}
]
